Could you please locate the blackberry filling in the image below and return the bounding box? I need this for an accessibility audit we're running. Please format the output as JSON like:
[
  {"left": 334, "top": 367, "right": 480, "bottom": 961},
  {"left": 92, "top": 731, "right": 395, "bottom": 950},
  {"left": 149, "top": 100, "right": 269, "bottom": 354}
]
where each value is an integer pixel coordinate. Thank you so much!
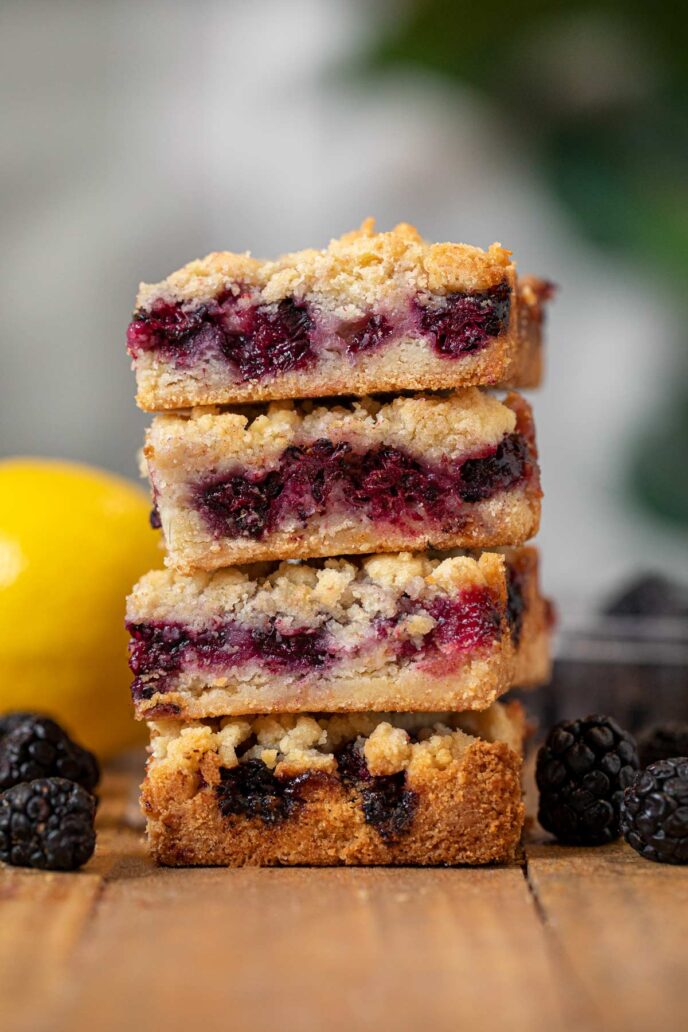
[
  {"left": 149, "top": 504, "right": 162, "bottom": 530},
  {"left": 218, "top": 297, "right": 315, "bottom": 380},
  {"left": 126, "top": 299, "right": 212, "bottom": 356},
  {"left": 257, "top": 622, "right": 329, "bottom": 668},
  {"left": 418, "top": 283, "right": 511, "bottom": 356},
  {"left": 128, "top": 619, "right": 330, "bottom": 698},
  {"left": 195, "top": 433, "right": 529, "bottom": 541},
  {"left": 127, "top": 588, "right": 501, "bottom": 698},
  {"left": 337, "top": 741, "right": 417, "bottom": 841},
  {"left": 459, "top": 434, "right": 528, "bottom": 503},
  {"left": 200, "top": 471, "right": 283, "bottom": 539},
  {"left": 129, "top": 623, "right": 193, "bottom": 679},
  {"left": 215, "top": 748, "right": 417, "bottom": 839},
  {"left": 424, "top": 590, "right": 502, "bottom": 654},
  {"left": 343, "top": 313, "right": 393, "bottom": 355},
  {"left": 506, "top": 566, "right": 525, "bottom": 648},
  {"left": 216, "top": 759, "right": 288, "bottom": 823},
  {"left": 127, "top": 295, "right": 315, "bottom": 381},
  {"left": 335, "top": 740, "right": 371, "bottom": 784},
  {"left": 126, "top": 282, "right": 511, "bottom": 375},
  {"left": 216, "top": 759, "right": 317, "bottom": 824}
]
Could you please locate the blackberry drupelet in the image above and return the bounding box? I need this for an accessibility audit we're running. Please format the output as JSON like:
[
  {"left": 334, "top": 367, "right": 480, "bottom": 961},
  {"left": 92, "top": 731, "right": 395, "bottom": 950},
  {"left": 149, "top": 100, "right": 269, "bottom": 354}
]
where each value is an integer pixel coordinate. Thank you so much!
[
  {"left": 622, "top": 758, "right": 688, "bottom": 864},
  {"left": 0, "top": 711, "right": 43, "bottom": 740},
  {"left": 536, "top": 715, "right": 639, "bottom": 844},
  {"left": 0, "top": 777, "right": 96, "bottom": 870},
  {"left": 0, "top": 717, "right": 100, "bottom": 793},
  {"left": 637, "top": 722, "right": 688, "bottom": 767}
]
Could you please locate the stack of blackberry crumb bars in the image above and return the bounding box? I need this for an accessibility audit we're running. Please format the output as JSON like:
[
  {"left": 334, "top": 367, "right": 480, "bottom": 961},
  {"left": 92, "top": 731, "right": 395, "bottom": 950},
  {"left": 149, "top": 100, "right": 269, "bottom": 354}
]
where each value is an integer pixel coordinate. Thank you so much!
[{"left": 126, "top": 220, "right": 553, "bottom": 866}]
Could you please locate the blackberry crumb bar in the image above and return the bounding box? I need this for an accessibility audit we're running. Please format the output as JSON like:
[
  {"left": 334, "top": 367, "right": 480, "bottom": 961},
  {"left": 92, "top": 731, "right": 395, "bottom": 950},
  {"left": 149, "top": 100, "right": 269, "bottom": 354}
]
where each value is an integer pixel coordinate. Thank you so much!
[
  {"left": 127, "top": 220, "right": 551, "bottom": 410},
  {"left": 142, "top": 700, "right": 525, "bottom": 866},
  {"left": 126, "top": 548, "right": 550, "bottom": 720},
  {"left": 144, "top": 389, "right": 541, "bottom": 570}
]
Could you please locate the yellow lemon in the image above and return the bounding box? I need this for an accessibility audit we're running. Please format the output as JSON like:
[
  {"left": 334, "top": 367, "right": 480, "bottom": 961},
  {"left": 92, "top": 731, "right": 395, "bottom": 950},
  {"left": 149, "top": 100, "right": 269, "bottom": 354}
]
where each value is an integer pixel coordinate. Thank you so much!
[{"left": 0, "top": 458, "right": 162, "bottom": 756}]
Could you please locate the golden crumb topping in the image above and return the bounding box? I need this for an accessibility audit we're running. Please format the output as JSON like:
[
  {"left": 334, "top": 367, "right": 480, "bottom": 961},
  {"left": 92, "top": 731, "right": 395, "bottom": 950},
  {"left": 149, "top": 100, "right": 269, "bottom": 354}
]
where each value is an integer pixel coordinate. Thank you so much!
[
  {"left": 135, "top": 219, "right": 514, "bottom": 315},
  {"left": 145, "top": 389, "right": 519, "bottom": 470},
  {"left": 147, "top": 701, "right": 523, "bottom": 779},
  {"left": 126, "top": 551, "right": 506, "bottom": 634}
]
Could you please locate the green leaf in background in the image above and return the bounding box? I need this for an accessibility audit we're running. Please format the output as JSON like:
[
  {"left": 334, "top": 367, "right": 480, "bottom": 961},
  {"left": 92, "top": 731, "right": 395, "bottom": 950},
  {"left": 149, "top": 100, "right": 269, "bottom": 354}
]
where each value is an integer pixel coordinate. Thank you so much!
[{"left": 368, "top": 0, "right": 688, "bottom": 529}]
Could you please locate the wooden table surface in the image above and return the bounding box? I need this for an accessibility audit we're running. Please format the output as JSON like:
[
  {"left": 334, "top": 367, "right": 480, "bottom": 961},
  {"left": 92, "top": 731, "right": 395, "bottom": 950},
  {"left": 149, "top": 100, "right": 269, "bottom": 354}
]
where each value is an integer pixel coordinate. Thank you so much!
[{"left": 2, "top": 762, "right": 687, "bottom": 1032}]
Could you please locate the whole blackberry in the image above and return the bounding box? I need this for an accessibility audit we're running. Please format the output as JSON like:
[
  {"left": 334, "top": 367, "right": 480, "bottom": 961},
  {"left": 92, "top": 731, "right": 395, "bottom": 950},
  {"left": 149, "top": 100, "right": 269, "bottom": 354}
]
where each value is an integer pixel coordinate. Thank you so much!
[
  {"left": 622, "top": 758, "right": 688, "bottom": 864},
  {"left": 604, "top": 574, "right": 688, "bottom": 617},
  {"left": 638, "top": 722, "right": 688, "bottom": 767},
  {"left": 536, "top": 715, "right": 639, "bottom": 844},
  {"left": 0, "top": 777, "right": 96, "bottom": 870},
  {"left": 0, "top": 717, "right": 100, "bottom": 793}
]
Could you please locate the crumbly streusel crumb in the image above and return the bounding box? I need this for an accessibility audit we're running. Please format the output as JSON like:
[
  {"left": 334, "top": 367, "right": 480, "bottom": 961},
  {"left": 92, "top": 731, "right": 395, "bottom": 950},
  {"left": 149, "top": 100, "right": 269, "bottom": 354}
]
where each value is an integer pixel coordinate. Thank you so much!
[
  {"left": 144, "top": 389, "right": 518, "bottom": 470},
  {"left": 126, "top": 550, "right": 505, "bottom": 631},
  {"left": 147, "top": 702, "right": 524, "bottom": 779},
  {"left": 135, "top": 219, "right": 513, "bottom": 314},
  {"left": 364, "top": 723, "right": 412, "bottom": 776}
]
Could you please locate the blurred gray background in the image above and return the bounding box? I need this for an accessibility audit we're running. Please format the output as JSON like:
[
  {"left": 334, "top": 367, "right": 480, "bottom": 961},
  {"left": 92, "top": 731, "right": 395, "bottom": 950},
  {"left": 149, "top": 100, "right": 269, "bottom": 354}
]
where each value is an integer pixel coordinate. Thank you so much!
[{"left": 2, "top": 0, "right": 687, "bottom": 608}]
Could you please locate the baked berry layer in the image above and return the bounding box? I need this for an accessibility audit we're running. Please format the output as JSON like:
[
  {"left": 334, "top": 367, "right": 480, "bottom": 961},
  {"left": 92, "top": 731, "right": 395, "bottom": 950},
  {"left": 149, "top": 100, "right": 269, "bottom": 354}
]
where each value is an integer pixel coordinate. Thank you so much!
[
  {"left": 126, "top": 548, "right": 550, "bottom": 719},
  {"left": 128, "top": 585, "right": 501, "bottom": 702},
  {"left": 214, "top": 754, "right": 417, "bottom": 843},
  {"left": 144, "top": 390, "right": 541, "bottom": 570},
  {"left": 142, "top": 702, "right": 525, "bottom": 866},
  {"left": 128, "top": 220, "right": 551, "bottom": 408},
  {"left": 195, "top": 432, "right": 528, "bottom": 540},
  {"left": 127, "top": 285, "right": 511, "bottom": 374}
]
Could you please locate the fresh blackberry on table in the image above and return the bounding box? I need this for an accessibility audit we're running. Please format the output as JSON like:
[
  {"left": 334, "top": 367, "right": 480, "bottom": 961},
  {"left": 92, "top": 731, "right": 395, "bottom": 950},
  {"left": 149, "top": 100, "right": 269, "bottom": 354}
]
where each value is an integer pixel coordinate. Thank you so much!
[
  {"left": 637, "top": 722, "right": 688, "bottom": 767},
  {"left": 622, "top": 758, "right": 688, "bottom": 864},
  {"left": 0, "top": 777, "right": 96, "bottom": 870},
  {"left": 0, "top": 711, "right": 43, "bottom": 741},
  {"left": 536, "top": 715, "right": 639, "bottom": 844},
  {"left": 603, "top": 573, "right": 688, "bottom": 617},
  {"left": 0, "top": 716, "right": 100, "bottom": 793}
]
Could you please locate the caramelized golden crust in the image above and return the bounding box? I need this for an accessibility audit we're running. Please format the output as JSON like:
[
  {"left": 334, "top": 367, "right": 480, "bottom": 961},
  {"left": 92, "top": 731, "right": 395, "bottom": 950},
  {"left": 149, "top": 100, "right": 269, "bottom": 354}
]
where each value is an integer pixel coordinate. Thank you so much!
[
  {"left": 142, "top": 702, "right": 525, "bottom": 866},
  {"left": 143, "top": 390, "right": 541, "bottom": 571}
]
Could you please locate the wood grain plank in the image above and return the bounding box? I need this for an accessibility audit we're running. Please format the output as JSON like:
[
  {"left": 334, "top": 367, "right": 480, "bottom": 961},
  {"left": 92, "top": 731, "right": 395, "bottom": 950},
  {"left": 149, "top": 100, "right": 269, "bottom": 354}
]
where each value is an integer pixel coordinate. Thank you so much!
[
  {"left": 0, "top": 868, "right": 103, "bottom": 1032},
  {"left": 7, "top": 767, "right": 687, "bottom": 1032},
  {"left": 526, "top": 839, "right": 688, "bottom": 1032},
  {"left": 0, "top": 770, "right": 134, "bottom": 1032},
  {"left": 52, "top": 853, "right": 564, "bottom": 1032}
]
